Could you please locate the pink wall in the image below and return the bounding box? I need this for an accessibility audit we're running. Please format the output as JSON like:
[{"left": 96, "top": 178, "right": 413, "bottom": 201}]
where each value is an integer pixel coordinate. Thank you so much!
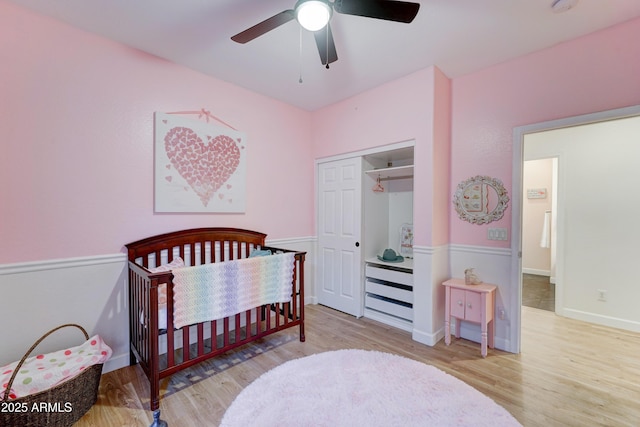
[
  {"left": 311, "top": 67, "right": 445, "bottom": 247},
  {"left": 311, "top": 67, "right": 434, "bottom": 160},
  {"left": 451, "top": 17, "right": 640, "bottom": 247},
  {"left": 3, "top": 1, "right": 638, "bottom": 263},
  {"left": 431, "top": 67, "right": 452, "bottom": 247},
  {"left": 0, "top": 2, "right": 314, "bottom": 263}
]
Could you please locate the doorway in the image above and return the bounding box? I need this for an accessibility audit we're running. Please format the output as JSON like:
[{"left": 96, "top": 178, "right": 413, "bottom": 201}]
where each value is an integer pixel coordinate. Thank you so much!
[
  {"left": 521, "top": 158, "right": 557, "bottom": 313},
  {"left": 510, "top": 104, "right": 640, "bottom": 353}
]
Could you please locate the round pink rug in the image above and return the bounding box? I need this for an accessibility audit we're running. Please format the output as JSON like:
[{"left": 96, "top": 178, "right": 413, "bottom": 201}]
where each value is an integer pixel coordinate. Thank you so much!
[{"left": 221, "top": 349, "right": 521, "bottom": 426}]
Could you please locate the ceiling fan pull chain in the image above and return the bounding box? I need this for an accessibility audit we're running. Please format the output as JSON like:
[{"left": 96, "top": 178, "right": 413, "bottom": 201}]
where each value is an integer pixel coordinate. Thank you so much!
[
  {"left": 299, "top": 25, "right": 304, "bottom": 83},
  {"left": 325, "top": 23, "right": 330, "bottom": 69}
]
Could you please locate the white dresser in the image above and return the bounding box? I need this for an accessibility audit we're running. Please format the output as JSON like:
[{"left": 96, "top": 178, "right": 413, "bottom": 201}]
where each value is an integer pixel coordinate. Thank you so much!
[{"left": 364, "top": 258, "right": 413, "bottom": 332}]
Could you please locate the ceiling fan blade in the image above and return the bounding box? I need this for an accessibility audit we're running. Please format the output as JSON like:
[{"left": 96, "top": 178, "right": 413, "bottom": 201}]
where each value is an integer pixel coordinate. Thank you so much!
[
  {"left": 334, "top": 0, "right": 420, "bottom": 23},
  {"left": 231, "top": 10, "right": 295, "bottom": 43},
  {"left": 314, "top": 24, "right": 338, "bottom": 66}
]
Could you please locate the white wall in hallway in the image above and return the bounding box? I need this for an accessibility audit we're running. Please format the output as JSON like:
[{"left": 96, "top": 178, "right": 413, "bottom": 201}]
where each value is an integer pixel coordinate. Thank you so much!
[{"left": 523, "top": 115, "right": 640, "bottom": 332}]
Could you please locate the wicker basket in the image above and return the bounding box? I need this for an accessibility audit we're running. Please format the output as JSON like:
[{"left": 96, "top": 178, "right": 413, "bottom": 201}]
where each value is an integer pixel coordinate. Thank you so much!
[{"left": 1, "top": 324, "right": 103, "bottom": 427}]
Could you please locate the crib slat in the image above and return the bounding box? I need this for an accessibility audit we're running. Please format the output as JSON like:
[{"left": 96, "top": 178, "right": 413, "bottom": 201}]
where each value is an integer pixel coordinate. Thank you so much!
[
  {"left": 292, "top": 261, "right": 298, "bottom": 321},
  {"left": 166, "top": 286, "right": 175, "bottom": 368},
  {"left": 223, "top": 317, "right": 230, "bottom": 347},
  {"left": 211, "top": 320, "right": 218, "bottom": 350},
  {"left": 283, "top": 302, "right": 290, "bottom": 326},
  {"left": 182, "top": 326, "right": 190, "bottom": 362},
  {"left": 140, "top": 276, "right": 146, "bottom": 363},
  {"left": 246, "top": 310, "right": 252, "bottom": 337},
  {"left": 266, "top": 305, "right": 271, "bottom": 331},
  {"left": 234, "top": 313, "right": 241, "bottom": 343},
  {"left": 142, "top": 278, "right": 148, "bottom": 365}
]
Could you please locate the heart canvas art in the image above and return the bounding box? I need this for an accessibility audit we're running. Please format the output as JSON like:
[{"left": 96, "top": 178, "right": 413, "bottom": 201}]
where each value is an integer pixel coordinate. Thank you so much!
[{"left": 154, "top": 112, "right": 247, "bottom": 212}]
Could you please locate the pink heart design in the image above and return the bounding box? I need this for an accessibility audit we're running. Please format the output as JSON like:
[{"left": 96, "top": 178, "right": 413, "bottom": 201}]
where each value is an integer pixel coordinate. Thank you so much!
[
  {"left": 165, "top": 176, "right": 172, "bottom": 182},
  {"left": 164, "top": 127, "right": 240, "bottom": 206}
]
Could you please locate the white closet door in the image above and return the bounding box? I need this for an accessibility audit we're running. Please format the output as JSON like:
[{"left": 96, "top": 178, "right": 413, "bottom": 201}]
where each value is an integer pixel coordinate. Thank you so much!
[{"left": 317, "top": 157, "right": 363, "bottom": 317}]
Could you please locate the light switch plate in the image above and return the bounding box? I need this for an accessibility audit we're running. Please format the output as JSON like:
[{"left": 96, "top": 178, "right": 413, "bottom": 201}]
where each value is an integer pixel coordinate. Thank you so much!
[{"left": 488, "top": 228, "right": 508, "bottom": 241}]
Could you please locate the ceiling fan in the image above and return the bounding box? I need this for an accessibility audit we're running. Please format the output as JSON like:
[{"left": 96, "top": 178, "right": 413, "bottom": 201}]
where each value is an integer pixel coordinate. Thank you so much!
[{"left": 231, "top": 0, "right": 420, "bottom": 68}]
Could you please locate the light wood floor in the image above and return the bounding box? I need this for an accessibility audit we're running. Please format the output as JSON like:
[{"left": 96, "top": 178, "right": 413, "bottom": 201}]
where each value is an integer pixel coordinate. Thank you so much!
[{"left": 75, "top": 305, "right": 640, "bottom": 426}]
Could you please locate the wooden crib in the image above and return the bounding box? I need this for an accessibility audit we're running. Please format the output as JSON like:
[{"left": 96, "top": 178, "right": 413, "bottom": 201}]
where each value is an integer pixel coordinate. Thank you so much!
[{"left": 125, "top": 228, "right": 305, "bottom": 423}]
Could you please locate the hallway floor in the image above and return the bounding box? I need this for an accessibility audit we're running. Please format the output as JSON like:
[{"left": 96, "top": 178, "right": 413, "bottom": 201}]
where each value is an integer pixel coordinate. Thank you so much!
[{"left": 522, "top": 273, "right": 555, "bottom": 312}]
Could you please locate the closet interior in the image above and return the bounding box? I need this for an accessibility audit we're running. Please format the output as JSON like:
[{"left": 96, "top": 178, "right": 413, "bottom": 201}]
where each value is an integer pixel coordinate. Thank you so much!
[{"left": 362, "top": 146, "right": 414, "bottom": 331}]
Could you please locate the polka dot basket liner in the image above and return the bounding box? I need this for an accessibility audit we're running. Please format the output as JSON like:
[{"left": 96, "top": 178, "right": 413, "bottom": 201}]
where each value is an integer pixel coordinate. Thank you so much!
[{"left": 0, "top": 324, "right": 111, "bottom": 427}]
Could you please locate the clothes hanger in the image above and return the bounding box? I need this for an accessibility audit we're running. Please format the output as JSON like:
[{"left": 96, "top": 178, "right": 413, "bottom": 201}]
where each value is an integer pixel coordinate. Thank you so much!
[{"left": 373, "top": 175, "right": 385, "bottom": 192}]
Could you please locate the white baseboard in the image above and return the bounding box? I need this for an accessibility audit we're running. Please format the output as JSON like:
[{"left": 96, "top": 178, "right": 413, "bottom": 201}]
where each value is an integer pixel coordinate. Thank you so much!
[
  {"left": 522, "top": 268, "right": 551, "bottom": 276},
  {"left": 363, "top": 309, "right": 412, "bottom": 333},
  {"left": 561, "top": 308, "right": 640, "bottom": 333},
  {"left": 412, "top": 327, "right": 442, "bottom": 347}
]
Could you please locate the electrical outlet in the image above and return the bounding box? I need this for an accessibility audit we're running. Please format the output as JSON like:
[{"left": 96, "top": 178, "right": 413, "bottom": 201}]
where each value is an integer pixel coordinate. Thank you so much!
[{"left": 597, "top": 289, "right": 607, "bottom": 302}]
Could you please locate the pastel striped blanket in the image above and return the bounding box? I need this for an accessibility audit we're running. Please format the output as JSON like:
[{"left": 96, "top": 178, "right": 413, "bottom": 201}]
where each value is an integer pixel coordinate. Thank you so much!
[{"left": 171, "top": 252, "right": 295, "bottom": 329}]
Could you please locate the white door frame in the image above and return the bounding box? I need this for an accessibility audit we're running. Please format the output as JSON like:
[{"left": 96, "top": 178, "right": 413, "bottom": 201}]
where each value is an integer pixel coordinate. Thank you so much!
[
  {"left": 314, "top": 139, "right": 415, "bottom": 314},
  {"left": 510, "top": 104, "right": 640, "bottom": 353}
]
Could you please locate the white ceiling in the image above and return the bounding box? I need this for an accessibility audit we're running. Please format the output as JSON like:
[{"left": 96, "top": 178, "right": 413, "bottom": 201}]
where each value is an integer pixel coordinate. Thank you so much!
[{"left": 8, "top": 0, "right": 640, "bottom": 111}]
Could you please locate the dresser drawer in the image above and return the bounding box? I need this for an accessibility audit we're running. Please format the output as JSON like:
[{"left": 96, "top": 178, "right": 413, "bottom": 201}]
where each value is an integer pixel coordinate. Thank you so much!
[
  {"left": 365, "top": 265, "right": 413, "bottom": 286},
  {"left": 366, "top": 280, "right": 412, "bottom": 304},
  {"left": 365, "top": 294, "right": 412, "bottom": 321}
]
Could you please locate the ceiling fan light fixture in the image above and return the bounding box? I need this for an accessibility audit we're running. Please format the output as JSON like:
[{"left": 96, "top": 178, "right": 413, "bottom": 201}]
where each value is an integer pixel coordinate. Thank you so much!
[{"left": 296, "top": 0, "right": 332, "bottom": 32}]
